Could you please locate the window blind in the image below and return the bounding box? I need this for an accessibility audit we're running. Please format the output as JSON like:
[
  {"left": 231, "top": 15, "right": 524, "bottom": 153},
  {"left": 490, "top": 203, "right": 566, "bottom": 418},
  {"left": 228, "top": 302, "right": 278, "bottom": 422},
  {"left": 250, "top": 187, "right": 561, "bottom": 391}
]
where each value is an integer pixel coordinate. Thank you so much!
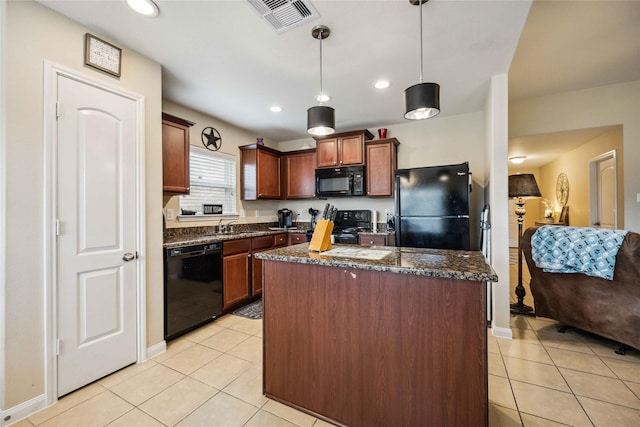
[{"left": 180, "top": 146, "right": 237, "bottom": 214}]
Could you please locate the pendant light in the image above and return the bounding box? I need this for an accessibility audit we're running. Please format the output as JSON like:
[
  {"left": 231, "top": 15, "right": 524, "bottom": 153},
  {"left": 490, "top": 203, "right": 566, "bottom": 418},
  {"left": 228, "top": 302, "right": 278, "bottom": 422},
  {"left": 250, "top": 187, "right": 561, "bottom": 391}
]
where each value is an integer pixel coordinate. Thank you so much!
[
  {"left": 404, "top": 0, "right": 440, "bottom": 120},
  {"left": 307, "top": 25, "right": 335, "bottom": 136}
]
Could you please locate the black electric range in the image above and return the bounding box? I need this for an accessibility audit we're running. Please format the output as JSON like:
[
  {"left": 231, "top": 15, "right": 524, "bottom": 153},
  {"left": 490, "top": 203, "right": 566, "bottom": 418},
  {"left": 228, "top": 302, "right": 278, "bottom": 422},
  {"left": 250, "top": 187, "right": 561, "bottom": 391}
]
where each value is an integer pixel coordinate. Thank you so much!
[{"left": 332, "top": 210, "right": 372, "bottom": 244}]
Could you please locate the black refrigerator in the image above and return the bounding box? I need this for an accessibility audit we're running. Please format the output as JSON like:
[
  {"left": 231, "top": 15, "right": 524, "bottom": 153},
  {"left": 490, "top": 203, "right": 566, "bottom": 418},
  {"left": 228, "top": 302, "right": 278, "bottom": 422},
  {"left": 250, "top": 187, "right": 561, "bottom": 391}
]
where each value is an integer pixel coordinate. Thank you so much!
[{"left": 394, "top": 162, "right": 471, "bottom": 250}]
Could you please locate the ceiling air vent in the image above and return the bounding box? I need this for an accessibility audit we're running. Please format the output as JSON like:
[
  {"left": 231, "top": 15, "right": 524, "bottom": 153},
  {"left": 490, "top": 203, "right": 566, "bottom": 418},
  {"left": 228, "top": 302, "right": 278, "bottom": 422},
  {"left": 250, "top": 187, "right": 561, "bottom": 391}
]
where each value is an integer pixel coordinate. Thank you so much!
[{"left": 246, "top": 0, "right": 319, "bottom": 33}]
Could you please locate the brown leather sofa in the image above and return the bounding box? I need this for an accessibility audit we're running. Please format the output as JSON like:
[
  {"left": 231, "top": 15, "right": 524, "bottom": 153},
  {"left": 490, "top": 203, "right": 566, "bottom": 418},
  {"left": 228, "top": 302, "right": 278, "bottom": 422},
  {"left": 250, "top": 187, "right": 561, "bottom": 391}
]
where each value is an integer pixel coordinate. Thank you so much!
[{"left": 522, "top": 226, "right": 640, "bottom": 352}]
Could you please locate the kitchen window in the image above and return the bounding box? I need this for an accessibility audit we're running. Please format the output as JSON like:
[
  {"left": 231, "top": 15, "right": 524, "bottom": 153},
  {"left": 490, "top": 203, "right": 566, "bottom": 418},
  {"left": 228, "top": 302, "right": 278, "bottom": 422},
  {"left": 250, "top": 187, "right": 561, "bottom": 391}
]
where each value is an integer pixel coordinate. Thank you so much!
[{"left": 180, "top": 146, "right": 236, "bottom": 214}]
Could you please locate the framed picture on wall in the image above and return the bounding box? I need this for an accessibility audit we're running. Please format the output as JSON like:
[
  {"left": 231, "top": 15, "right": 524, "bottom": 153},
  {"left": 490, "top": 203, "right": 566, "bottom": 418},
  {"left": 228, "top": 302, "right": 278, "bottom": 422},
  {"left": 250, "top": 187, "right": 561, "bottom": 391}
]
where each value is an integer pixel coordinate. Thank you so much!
[{"left": 84, "top": 33, "right": 121, "bottom": 78}]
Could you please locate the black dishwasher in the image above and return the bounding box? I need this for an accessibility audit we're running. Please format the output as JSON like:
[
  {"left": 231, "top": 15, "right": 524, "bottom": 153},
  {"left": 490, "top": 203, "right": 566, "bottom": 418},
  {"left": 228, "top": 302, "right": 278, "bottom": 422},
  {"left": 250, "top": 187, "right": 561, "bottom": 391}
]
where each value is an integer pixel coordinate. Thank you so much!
[{"left": 164, "top": 243, "right": 223, "bottom": 341}]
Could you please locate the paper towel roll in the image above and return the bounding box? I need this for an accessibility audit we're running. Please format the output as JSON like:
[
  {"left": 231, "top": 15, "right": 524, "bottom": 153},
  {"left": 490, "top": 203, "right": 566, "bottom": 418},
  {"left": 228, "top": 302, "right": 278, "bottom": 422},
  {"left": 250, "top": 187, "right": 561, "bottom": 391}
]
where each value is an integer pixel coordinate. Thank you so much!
[{"left": 371, "top": 209, "right": 377, "bottom": 233}]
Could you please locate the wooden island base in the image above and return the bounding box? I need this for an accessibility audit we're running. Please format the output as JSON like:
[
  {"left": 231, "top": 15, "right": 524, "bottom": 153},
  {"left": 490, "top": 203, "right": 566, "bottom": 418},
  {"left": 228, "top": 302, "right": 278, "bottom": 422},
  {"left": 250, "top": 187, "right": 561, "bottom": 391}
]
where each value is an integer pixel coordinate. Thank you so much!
[{"left": 263, "top": 261, "right": 488, "bottom": 427}]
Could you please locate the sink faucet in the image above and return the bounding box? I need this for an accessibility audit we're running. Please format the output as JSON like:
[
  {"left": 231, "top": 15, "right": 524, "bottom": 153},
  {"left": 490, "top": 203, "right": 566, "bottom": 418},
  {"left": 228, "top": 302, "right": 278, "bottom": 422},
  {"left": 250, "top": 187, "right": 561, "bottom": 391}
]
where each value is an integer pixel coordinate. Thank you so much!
[
  {"left": 225, "top": 219, "right": 238, "bottom": 233},
  {"left": 218, "top": 218, "right": 238, "bottom": 233}
]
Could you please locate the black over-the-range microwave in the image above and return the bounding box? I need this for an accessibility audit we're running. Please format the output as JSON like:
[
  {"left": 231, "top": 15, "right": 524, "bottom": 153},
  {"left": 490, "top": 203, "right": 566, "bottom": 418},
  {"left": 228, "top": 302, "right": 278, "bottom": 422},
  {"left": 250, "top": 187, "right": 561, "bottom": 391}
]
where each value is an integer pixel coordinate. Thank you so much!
[{"left": 315, "top": 165, "right": 365, "bottom": 198}]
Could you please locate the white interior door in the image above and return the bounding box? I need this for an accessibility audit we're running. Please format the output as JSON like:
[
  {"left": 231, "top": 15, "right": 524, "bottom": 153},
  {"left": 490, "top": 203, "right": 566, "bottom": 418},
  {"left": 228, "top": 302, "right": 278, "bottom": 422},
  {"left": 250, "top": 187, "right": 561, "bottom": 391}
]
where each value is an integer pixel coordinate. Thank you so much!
[
  {"left": 56, "top": 75, "right": 138, "bottom": 396},
  {"left": 590, "top": 152, "right": 617, "bottom": 229}
]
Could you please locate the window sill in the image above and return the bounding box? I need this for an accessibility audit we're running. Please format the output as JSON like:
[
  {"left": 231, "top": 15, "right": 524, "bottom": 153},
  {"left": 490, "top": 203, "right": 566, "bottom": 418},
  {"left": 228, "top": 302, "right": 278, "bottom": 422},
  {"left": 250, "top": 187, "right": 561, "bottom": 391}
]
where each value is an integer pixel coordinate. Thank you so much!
[{"left": 177, "top": 214, "right": 239, "bottom": 222}]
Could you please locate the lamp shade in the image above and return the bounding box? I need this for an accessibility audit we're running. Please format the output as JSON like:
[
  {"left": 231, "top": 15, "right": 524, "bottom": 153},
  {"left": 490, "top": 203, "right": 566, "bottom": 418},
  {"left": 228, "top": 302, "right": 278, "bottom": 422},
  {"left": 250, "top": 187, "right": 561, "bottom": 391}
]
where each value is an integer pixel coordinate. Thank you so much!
[
  {"left": 307, "top": 105, "right": 335, "bottom": 136},
  {"left": 404, "top": 82, "right": 440, "bottom": 120},
  {"left": 508, "top": 174, "right": 542, "bottom": 198}
]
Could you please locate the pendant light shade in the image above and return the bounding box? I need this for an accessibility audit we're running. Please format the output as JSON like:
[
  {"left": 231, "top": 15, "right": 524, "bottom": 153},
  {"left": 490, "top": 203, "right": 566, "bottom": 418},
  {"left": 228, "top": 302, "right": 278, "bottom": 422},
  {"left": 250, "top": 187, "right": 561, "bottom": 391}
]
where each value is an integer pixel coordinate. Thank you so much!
[
  {"left": 307, "top": 105, "right": 335, "bottom": 136},
  {"left": 307, "top": 25, "right": 335, "bottom": 136},
  {"left": 404, "top": 0, "right": 440, "bottom": 120},
  {"left": 404, "top": 82, "right": 440, "bottom": 120}
]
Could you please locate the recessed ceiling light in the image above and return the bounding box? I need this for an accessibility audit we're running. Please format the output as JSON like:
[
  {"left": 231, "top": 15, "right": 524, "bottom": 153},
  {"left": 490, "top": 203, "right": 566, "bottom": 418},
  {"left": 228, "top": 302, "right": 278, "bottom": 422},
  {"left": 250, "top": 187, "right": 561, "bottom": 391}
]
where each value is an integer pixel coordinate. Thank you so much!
[
  {"left": 125, "top": 0, "right": 159, "bottom": 17},
  {"left": 270, "top": 106, "right": 283, "bottom": 113},
  {"left": 509, "top": 156, "right": 526, "bottom": 164},
  {"left": 374, "top": 80, "right": 391, "bottom": 89},
  {"left": 316, "top": 93, "right": 331, "bottom": 103}
]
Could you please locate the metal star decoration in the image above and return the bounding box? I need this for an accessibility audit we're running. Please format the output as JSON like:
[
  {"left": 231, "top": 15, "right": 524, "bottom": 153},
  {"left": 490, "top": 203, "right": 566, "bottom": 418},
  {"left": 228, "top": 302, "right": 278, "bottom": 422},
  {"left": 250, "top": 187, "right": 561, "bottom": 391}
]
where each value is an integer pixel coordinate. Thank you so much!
[{"left": 201, "top": 127, "right": 222, "bottom": 151}]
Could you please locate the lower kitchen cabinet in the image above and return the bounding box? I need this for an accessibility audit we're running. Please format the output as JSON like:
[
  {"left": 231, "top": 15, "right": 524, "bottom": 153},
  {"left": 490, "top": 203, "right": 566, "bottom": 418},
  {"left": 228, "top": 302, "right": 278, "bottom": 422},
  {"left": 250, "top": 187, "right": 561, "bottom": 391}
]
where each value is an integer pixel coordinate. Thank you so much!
[
  {"left": 273, "top": 233, "right": 288, "bottom": 247},
  {"left": 223, "top": 239, "right": 251, "bottom": 309},
  {"left": 224, "top": 233, "right": 292, "bottom": 308},
  {"left": 288, "top": 232, "right": 307, "bottom": 245},
  {"left": 359, "top": 234, "right": 388, "bottom": 246},
  {"left": 250, "top": 235, "right": 273, "bottom": 297}
]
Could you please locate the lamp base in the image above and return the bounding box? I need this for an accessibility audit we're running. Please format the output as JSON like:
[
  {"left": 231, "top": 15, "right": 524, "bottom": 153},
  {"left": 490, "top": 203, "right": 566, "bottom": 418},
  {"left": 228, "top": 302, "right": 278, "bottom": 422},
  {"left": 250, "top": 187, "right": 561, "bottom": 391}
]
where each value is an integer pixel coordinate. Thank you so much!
[{"left": 510, "top": 302, "right": 535, "bottom": 316}]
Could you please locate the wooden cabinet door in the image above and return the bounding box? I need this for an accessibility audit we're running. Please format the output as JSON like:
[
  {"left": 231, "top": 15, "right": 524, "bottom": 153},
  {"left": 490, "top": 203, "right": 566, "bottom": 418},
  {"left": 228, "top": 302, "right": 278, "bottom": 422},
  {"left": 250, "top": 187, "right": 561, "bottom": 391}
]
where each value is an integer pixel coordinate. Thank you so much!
[
  {"left": 223, "top": 252, "right": 250, "bottom": 309},
  {"left": 288, "top": 233, "right": 307, "bottom": 245},
  {"left": 251, "top": 255, "right": 264, "bottom": 296},
  {"left": 273, "top": 233, "right": 288, "bottom": 247},
  {"left": 285, "top": 151, "right": 316, "bottom": 199},
  {"left": 162, "top": 114, "right": 193, "bottom": 194},
  {"left": 366, "top": 138, "right": 399, "bottom": 197},
  {"left": 359, "top": 235, "right": 387, "bottom": 246},
  {"left": 250, "top": 235, "right": 273, "bottom": 297},
  {"left": 339, "top": 134, "right": 364, "bottom": 166},
  {"left": 257, "top": 149, "right": 281, "bottom": 199},
  {"left": 316, "top": 138, "right": 338, "bottom": 167},
  {"left": 223, "top": 238, "right": 251, "bottom": 309}
]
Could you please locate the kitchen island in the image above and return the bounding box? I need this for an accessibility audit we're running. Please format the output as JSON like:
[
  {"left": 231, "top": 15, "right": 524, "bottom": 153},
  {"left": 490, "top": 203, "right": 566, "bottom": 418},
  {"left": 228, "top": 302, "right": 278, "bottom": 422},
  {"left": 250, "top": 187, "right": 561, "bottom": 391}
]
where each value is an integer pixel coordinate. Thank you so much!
[{"left": 255, "top": 243, "right": 497, "bottom": 427}]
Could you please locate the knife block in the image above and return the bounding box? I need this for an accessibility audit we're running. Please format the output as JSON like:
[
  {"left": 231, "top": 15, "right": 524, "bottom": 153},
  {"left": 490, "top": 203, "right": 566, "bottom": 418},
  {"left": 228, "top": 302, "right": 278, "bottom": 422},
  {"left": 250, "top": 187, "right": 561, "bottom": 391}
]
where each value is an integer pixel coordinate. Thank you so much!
[{"left": 308, "top": 219, "right": 333, "bottom": 252}]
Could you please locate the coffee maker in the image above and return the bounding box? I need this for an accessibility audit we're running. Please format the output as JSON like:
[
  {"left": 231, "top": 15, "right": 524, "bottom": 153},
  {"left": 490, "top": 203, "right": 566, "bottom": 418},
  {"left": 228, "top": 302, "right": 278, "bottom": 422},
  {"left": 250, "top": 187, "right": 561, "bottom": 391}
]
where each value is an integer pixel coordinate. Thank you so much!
[{"left": 277, "top": 208, "right": 293, "bottom": 228}]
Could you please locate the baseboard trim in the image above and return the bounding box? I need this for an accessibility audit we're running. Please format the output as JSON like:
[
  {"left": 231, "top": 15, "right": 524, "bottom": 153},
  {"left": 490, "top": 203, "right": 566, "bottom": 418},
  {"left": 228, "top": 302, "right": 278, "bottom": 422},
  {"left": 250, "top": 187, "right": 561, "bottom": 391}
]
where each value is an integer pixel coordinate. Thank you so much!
[
  {"left": 490, "top": 323, "right": 513, "bottom": 340},
  {"left": 146, "top": 340, "right": 166, "bottom": 360},
  {"left": 1, "top": 393, "right": 46, "bottom": 427}
]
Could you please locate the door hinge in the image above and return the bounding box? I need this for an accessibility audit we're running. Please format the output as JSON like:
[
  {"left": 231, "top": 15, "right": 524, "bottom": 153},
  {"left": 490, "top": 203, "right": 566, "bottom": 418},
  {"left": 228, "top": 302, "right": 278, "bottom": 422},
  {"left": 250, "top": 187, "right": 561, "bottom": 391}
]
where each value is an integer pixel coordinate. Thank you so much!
[
  {"left": 55, "top": 219, "right": 60, "bottom": 236},
  {"left": 55, "top": 339, "right": 61, "bottom": 356},
  {"left": 56, "top": 102, "right": 61, "bottom": 118}
]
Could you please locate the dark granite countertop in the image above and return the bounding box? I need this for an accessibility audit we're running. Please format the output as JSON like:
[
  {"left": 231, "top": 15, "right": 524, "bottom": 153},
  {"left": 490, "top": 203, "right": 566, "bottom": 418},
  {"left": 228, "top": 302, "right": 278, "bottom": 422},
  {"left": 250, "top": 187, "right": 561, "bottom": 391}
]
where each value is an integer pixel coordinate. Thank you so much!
[
  {"left": 254, "top": 243, "right": 498, "bottom": 282},
  {"left": 163, "top": 225, "right": 393, "bottom": 249},
  {"left": 163, "top": 229, "right": 297, "bottom": 249}
]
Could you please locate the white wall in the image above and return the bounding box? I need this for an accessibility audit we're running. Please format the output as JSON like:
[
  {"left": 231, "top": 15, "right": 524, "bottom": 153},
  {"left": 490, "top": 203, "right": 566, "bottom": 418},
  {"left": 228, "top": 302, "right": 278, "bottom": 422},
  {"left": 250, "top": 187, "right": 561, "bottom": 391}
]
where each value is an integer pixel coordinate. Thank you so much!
[
  {"left": 2, "top": 0, "right": 163, "bottom": 415},
  {"left": 510, "top": 81, "right": 640, "bottom": 232},
  {"left": 485, "top": 74, "right": 512, "bottom": 338}
]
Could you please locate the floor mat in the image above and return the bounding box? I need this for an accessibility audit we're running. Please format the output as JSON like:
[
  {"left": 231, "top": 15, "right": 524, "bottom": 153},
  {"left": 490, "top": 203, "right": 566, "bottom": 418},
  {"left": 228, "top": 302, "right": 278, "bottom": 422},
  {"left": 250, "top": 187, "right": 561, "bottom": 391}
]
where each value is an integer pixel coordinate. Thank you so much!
[{"left": 231, "top": 299, "right": 263, "bottom": 319}]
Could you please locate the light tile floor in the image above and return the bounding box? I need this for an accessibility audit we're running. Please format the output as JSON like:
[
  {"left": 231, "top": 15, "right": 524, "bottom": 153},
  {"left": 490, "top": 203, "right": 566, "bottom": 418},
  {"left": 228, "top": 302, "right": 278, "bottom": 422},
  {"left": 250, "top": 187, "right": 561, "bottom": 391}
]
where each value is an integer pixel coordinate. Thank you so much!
[
  {"left": 12, "top": 312, "right": 640, "bottom": 427},
  {"left": 11, "top": 251, "right": 640, "bottom": 426}
]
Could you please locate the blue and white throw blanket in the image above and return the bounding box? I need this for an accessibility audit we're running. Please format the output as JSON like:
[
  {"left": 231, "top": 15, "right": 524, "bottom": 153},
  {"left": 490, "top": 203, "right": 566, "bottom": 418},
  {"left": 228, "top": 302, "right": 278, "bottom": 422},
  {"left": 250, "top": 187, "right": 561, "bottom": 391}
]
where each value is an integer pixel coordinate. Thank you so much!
[{"left": 531, "top": 225, "right": 628, "bottom": 280}]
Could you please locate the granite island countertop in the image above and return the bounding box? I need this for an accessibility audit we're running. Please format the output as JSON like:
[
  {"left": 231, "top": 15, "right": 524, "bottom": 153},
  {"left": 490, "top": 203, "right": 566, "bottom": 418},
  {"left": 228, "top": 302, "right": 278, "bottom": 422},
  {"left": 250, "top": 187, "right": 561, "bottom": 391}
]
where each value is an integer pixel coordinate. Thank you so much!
[{"left": 254, "top": 242, "right": 498, "bottom": 282}]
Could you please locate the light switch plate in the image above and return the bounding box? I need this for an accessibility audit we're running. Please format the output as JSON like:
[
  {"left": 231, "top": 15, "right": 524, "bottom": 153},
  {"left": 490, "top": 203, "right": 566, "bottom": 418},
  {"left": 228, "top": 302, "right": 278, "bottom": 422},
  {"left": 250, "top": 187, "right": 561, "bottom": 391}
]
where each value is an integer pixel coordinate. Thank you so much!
[{"left": 637, "top": 193, "right": 640, "bottom": 203}]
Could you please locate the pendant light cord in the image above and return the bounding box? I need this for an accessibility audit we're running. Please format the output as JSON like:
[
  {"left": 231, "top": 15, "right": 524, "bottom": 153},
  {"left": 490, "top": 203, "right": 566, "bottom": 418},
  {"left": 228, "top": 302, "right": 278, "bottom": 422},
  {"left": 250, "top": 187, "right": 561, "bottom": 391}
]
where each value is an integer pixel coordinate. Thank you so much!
[
  {"left": 419, "top": 1, "right": 423, "bottom": 84},
  {"left": 318, "top": 30, "right": 324, "bottom": 104}
]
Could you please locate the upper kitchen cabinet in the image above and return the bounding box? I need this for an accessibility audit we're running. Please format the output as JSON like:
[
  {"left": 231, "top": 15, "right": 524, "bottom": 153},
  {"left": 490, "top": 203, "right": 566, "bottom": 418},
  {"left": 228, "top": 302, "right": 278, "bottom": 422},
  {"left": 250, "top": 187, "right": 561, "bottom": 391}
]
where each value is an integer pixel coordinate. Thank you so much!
[
  {"left": 240, "top": 144, "right": 281, "bottom": 200},
  {"left": 282, "top": 149, "right": 317, "bottom": 199},
  {"left": 162, "top": 113, "right": 194, "bottom": 194},
  {"left": 315, "top": 129, "right": 374, "bottom": 168},
  {"left": 366, "top": 138, "right": 400, "bottom": 197}
]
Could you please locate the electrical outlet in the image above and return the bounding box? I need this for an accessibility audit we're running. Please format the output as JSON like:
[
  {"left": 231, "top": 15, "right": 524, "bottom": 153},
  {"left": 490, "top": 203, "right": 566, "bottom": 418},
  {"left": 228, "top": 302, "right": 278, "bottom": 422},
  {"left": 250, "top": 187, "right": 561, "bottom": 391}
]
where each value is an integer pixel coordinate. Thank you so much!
[
  {"left": 166, "top": 208, "right": 174, "bottom": 221},
  {"left": 384, "top": 209, "right": 391, "bottom": 218},
  {"left": 297, "top": 210, "right": 302, "bottom": 217}
]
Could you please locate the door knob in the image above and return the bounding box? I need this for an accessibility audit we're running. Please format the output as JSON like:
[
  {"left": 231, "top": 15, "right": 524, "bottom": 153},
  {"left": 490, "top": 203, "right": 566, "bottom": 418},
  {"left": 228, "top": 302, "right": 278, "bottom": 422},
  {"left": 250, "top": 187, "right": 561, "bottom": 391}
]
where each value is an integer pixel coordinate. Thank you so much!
[{"left": 123, "top": 252, "right": 135, "bottom": 262}]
